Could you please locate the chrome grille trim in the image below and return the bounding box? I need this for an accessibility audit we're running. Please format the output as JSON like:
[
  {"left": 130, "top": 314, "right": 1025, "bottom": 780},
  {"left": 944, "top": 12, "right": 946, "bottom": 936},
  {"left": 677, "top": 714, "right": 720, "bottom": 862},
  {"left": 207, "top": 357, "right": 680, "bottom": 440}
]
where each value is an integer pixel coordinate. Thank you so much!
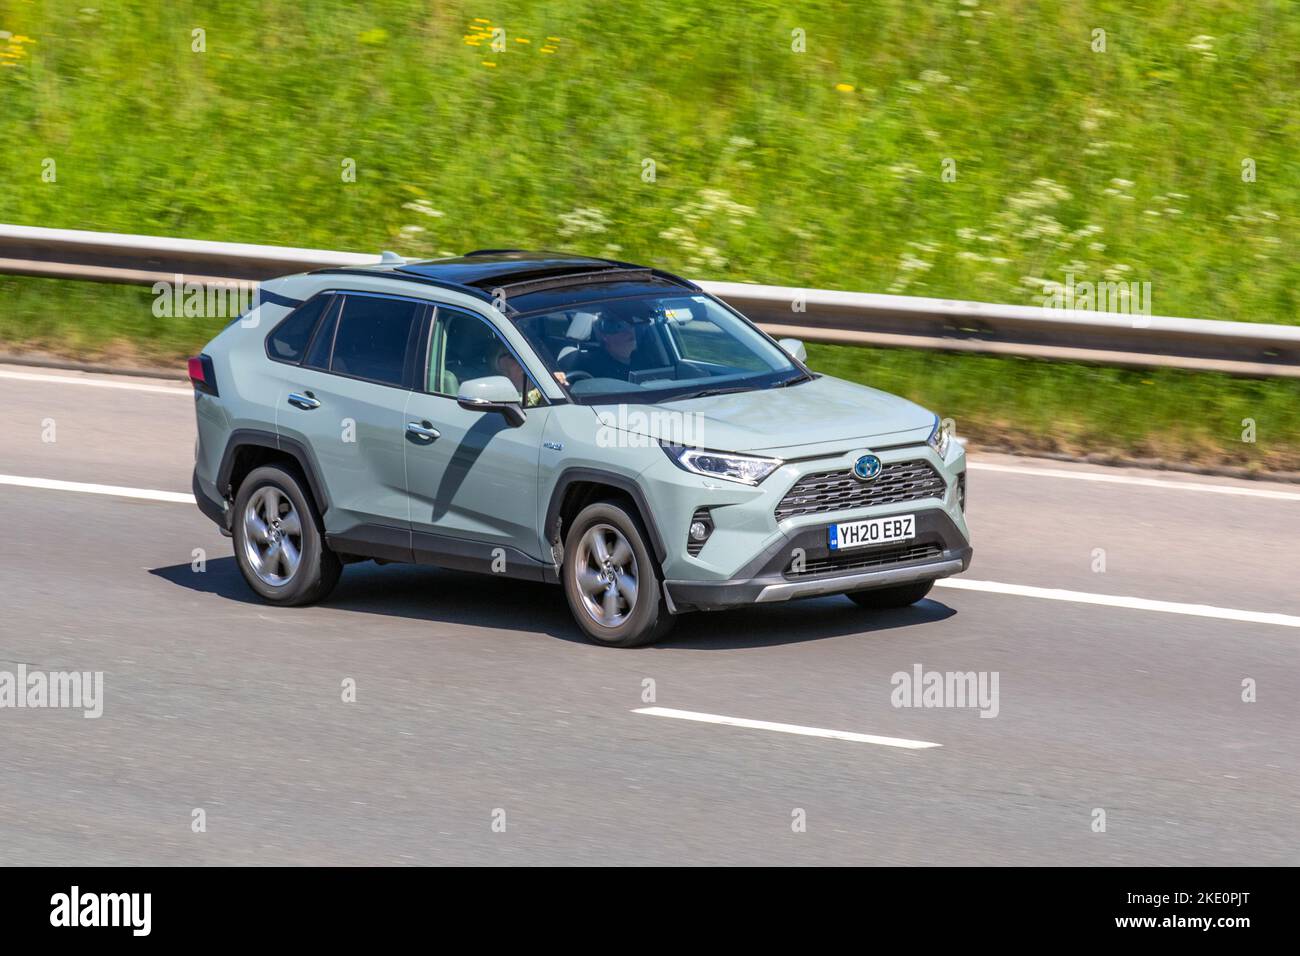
[{"left": 774, "top": 459, "right": 946, "bottom": 521}]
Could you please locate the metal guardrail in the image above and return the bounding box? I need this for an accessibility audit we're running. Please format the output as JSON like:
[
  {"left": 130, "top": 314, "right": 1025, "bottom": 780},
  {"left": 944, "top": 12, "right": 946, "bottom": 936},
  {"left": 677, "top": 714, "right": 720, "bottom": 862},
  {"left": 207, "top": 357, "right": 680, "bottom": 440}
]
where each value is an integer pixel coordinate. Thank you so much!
[{"left": 2, "top": 223, "right": 1298, "bottom": 378}]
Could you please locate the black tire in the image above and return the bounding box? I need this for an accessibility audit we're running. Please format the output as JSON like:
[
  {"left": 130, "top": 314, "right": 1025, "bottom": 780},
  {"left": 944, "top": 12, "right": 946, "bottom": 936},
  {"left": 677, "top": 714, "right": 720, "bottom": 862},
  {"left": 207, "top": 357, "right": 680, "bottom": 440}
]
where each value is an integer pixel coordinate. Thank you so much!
[
  {"left": 846, "top": 579, "right": 935, "bottom": 609},
  {"left": 562, "top": 500, "right": 674, "bottom": 647},
  {"left": 231, "top": 463, "right": 341, "bottom": 606}
]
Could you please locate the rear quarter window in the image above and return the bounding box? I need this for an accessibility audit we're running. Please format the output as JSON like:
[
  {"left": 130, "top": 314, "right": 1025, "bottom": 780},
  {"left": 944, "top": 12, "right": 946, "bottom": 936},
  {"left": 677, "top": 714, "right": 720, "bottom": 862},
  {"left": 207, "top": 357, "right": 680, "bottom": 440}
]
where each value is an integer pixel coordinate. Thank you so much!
[{"left": 266, "top": 294, "right": 332, "bottom": 363}]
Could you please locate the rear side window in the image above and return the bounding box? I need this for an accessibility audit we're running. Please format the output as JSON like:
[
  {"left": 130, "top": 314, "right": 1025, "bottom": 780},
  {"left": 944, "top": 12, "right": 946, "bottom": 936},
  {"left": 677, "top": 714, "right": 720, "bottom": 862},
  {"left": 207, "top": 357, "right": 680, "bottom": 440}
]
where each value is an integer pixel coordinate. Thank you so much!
[
  {"left": 302, "top": 297, "right": 340, "bottom": 370},
  {"left": 329, "top": 295, "right": 423, "bottom": 387},
  {"left": 266, "top": 294, "right": 331, "bottom": 363}
]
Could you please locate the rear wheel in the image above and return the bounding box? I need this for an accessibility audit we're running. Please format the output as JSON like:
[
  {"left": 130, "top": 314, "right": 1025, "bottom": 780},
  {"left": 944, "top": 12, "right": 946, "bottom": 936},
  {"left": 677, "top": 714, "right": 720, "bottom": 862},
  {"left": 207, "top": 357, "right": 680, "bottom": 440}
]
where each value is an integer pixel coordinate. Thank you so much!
[
  {"left": 562, "top": 501, "right": 674, "bottom": 647},
  {"left": 232, "top": 464, "right": 341, "bottom": 606},
  {"left": 846, "top": 579, "right": 934, "bottom": 609}
]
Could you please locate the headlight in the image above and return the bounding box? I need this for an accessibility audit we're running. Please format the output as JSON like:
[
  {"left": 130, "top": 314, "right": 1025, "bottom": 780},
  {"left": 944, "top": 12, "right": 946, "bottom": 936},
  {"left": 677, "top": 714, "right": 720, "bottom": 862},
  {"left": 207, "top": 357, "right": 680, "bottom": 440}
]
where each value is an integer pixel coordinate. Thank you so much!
[
  {"left": 660, "top": 443, "right": 782, "bottom": 485},
  {"left": 926, "top": 414, "right": 951, "bottom": 458}
]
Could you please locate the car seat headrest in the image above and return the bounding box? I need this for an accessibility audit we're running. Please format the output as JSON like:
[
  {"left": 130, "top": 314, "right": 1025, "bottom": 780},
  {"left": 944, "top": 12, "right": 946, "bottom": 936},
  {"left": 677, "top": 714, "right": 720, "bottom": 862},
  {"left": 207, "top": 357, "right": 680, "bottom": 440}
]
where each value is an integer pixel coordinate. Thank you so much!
[{"left": 565, "top": 312, "right": 598, "bottom": 341}]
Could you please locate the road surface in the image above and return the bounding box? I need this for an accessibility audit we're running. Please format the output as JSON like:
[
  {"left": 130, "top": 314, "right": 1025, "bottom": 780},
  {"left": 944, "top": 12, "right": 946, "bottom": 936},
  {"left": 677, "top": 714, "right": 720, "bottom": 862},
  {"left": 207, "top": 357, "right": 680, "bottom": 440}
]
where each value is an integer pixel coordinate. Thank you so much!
[{"left": 1, "top": 363, "right": 1297, "bottom": 865}]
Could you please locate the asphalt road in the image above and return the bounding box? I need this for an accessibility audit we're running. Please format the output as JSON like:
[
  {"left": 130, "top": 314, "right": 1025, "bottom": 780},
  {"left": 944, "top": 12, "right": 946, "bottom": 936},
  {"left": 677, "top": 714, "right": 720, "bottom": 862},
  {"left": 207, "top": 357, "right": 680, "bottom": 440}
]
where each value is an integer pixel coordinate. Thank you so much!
[{"left": 1, "top": 362, "right": 1298, "bottom": 865}]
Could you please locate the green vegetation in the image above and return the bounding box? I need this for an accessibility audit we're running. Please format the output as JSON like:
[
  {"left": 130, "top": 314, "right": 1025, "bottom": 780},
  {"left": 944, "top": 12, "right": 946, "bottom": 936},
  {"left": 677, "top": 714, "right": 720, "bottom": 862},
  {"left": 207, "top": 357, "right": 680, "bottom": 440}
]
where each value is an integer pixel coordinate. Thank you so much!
[
  {"left": 808, "top": 343, "right": 1300, "bottom": 473},
  {"left": 0, "top": 277, "right": 173, "bottom": 361},
  {"left": 1, "top": 1, "right": 1296, "bottom": 470},
  {"left": 3, "top": 0, "right": 1295, "bottom": 314}
]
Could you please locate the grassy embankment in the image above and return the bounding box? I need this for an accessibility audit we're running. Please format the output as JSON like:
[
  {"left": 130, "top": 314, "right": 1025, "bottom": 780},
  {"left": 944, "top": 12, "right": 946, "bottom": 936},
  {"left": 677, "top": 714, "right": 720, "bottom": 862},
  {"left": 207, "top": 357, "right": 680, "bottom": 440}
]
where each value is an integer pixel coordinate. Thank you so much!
[{"left": 1, "top": 1, "right": 1296, "bottom": 468}]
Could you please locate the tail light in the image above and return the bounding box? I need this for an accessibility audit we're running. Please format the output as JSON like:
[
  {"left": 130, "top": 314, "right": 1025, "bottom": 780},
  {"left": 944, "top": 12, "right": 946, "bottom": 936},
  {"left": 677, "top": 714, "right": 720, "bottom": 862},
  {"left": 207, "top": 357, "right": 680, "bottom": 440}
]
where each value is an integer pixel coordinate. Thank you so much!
[{"left": 188, "top": 354, "right": 218, "bottom": 396}]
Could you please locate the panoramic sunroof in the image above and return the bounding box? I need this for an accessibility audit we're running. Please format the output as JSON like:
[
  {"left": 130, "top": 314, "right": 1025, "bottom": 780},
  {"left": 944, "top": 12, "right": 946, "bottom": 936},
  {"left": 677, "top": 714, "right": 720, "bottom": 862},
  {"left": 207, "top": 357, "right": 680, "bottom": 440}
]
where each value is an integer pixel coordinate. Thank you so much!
[{"left": 395, "top": 252, "right": 620, "bottom": 288}]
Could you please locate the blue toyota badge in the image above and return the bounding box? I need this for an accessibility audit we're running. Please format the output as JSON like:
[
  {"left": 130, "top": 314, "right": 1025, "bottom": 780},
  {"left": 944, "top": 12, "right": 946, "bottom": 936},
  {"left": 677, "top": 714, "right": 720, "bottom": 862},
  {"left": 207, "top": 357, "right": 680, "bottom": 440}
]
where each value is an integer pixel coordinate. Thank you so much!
[{"left": 852, "top": 454, "right": 882, "bottom": 481}]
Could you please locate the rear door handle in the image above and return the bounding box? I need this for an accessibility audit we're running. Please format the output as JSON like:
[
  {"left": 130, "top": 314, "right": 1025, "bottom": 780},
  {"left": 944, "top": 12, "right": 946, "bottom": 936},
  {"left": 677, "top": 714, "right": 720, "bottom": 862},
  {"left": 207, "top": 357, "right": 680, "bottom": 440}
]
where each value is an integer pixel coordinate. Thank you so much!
[
  {"left": 406, "top": 421, "right": 440, "bottom": 443},
  {"left": 288, "top": 392, "right": 320, "bottom": 410}
]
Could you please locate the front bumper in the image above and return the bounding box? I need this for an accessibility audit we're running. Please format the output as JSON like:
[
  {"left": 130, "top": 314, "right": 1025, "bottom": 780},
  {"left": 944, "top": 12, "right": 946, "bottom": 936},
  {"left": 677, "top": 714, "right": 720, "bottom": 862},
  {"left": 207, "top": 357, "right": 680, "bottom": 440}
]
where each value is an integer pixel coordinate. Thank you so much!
[
  {"left": 642, "top": 436, "right": 971, "bottom": 610},
  {"left": 664, "top": 506, "right": 971, "bottom": 610}
]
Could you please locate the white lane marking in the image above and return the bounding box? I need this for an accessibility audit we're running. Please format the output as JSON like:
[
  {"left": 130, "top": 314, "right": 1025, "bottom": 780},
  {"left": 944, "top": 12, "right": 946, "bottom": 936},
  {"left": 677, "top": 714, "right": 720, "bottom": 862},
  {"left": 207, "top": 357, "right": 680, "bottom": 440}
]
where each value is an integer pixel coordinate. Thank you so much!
[
  {"left": 969, "top": 461, "right": 1300, "bottom": 501},
  {"left": 0, "top": 474, "right": 195, "bottom": 504},
  {"left": 936, "top": 578, "right": 1300, "bottom": 628},
  {"left": 633, "top": 706, "right": 941, "bottom": 749},
  {"left": 0, "top": 369, "right": 190, "bottom": 395}
]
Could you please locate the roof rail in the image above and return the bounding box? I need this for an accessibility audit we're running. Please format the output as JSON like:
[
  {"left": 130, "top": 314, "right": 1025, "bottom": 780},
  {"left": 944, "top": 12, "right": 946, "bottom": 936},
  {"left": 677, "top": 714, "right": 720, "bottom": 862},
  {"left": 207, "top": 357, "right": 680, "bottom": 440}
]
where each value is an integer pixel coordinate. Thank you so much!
[
  {"left": 491, "top": 268, "right": 660, "bottom": 299},
  {"left": 307, "top": 268, "right": 496, "bottom": 302}
]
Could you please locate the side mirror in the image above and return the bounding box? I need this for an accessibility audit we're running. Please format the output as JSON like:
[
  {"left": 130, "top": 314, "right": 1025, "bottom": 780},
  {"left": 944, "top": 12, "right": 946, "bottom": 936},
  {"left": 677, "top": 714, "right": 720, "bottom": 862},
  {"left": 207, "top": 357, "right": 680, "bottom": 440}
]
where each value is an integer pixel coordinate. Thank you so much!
[
  {"left": 457, "top": 376, "right": 526, "bottom": 428},
  {"left": 777, "top": 337, "right": 807, "bottom": 363}
]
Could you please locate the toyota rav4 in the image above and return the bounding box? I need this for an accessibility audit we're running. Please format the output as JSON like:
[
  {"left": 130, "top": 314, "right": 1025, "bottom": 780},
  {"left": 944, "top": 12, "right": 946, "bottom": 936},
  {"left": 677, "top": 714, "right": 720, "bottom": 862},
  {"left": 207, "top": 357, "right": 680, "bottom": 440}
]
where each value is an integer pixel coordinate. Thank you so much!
[{"left": 190, "top": 251, "right": 972, "bottom": 646}]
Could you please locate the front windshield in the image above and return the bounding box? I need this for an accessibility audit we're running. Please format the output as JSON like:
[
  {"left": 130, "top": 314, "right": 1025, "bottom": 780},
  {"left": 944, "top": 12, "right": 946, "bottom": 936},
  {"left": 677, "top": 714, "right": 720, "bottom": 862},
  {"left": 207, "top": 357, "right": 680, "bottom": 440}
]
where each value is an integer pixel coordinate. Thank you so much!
[{"left": 512, "top": 292, "right": 802, "bottom": 404}]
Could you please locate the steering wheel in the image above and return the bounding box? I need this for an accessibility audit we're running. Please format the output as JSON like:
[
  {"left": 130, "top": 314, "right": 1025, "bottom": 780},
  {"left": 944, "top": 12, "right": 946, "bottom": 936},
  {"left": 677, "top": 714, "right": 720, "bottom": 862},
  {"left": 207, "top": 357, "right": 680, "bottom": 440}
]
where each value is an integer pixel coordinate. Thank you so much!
[{"left": 563, "top": 370, "right": 593, "bottom": 384}]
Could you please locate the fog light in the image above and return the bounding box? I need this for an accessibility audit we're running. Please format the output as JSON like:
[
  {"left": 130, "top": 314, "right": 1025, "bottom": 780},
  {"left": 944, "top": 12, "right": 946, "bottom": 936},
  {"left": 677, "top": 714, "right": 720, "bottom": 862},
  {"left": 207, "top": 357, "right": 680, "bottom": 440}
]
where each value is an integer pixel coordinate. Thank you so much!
[{"left": 687, "top": 508, "right": 715, "bottom": 557}]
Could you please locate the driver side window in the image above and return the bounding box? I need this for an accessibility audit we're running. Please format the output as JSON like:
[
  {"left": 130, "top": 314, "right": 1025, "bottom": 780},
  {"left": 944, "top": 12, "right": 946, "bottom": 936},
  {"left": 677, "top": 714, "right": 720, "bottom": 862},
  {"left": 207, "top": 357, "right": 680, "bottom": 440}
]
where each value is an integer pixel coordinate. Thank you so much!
[{"left": 429, "top": 308, "right": 544, "bottom": 408}]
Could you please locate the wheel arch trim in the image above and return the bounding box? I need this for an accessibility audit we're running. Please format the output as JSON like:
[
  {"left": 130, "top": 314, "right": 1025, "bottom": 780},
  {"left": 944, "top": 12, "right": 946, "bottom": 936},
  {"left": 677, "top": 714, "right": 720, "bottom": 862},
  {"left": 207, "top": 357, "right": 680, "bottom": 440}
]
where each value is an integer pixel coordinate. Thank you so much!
[
  {"left": 545, "top": 467, "right": 669, "bottom": 564},
  {"left": 217, "top": 427, "right": 332, "bottom": 515}
]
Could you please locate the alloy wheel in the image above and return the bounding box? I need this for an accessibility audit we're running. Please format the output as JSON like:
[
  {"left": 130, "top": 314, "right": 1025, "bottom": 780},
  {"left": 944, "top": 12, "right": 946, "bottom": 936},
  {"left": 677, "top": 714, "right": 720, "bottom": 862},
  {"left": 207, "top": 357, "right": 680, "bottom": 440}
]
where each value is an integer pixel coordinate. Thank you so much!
[
  {"left": 242, "top": 485, "right": 304, "bottom": 587},
  {"left": 574, "top": 523, "right": 639, "bottom": 628}
]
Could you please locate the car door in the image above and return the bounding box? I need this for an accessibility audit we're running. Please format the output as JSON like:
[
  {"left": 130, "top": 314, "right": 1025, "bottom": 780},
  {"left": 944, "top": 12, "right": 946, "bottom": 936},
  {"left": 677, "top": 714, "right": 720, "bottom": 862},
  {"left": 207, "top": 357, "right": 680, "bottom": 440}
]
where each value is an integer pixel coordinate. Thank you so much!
[
  {"left": 403, "top": 305, "right": 551, "bottom": 576},
  {"left": 274, "top": 291, "right": 429, "bottom": 560}
]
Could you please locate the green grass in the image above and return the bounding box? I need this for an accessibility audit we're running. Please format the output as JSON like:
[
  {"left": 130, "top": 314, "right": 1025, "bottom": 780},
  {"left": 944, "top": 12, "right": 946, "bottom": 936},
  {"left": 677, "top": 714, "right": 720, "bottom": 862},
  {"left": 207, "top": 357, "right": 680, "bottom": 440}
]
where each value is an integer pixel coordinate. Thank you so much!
[
  {"left": 1, "top": 1, "right": 1297, "bottom": 470},
  {"left": 808, "top": 343, "right": 1300, "bottom": 473},
  {"left": 2, "top": 0, "right": 1295, "bottom": 318},
  {"left": 0, "top": 277, "right": 184, "bottom": 361}
]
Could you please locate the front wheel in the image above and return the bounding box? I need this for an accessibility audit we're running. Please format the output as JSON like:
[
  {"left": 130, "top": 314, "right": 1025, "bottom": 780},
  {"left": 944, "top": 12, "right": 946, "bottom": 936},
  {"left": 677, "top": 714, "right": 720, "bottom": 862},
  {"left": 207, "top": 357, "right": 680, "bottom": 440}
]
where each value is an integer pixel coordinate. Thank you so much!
[
  {"left": 562, "top": 501, "right": 674, "bottom": 647},
  {"left": 846, "top": 579, "right": 935, "bottom": 609}
]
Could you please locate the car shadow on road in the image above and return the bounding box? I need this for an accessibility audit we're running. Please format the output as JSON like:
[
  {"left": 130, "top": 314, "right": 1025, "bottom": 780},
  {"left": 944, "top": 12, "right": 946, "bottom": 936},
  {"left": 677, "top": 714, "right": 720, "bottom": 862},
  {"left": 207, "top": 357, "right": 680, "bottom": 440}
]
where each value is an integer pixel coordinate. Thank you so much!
[
  {"left": 664, "top": 598, "right": 956, "bottom": 649},
  {"left": 149, "top": 557, "right": 956, "bottom": 650}
]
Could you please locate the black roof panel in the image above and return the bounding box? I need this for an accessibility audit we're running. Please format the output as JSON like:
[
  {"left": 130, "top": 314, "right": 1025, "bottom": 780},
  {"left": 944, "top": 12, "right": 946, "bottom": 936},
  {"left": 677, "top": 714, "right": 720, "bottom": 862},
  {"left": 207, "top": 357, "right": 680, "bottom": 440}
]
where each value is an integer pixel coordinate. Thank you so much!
[
  {"left": 312, "top": 250, "right": 699, "bottom": 310},
  {"left": 506, "top": 279, "right": 696, "bottom": 315},
  {"left": 395, "top": 251, "right": 624, "bottom": 288}
]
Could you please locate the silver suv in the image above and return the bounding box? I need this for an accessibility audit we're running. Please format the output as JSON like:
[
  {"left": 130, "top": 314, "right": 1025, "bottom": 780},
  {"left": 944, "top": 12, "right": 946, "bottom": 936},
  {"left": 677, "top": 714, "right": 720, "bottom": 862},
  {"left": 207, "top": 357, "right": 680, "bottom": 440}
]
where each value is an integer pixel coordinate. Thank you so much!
[{"left": 190, "top": 251, "right": 972, "bottom": 646}]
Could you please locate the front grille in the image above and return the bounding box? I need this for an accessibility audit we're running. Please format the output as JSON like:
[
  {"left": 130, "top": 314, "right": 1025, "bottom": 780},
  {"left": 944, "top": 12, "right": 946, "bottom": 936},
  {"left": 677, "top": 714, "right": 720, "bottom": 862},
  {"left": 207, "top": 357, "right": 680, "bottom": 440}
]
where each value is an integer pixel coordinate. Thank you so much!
[
  {"left": 775, "top": 460, "right": 946, "bottom": 521},
  {"left": 786, "top": 543, "right": 942, "bottom": 579}
]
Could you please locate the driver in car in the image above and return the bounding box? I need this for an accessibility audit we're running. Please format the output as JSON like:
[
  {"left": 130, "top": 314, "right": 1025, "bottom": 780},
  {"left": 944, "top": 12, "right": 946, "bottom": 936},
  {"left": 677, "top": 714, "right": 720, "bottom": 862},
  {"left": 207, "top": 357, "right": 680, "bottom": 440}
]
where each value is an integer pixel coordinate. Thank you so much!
[{"left": 572, "top": 315, "right": 642, "bottom": 381}]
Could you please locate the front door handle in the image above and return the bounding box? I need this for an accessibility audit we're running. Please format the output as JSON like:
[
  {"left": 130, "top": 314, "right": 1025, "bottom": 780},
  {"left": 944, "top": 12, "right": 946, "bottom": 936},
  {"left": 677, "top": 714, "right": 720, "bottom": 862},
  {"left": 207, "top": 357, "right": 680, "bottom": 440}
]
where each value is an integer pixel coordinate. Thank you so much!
[
  {"left": 288, "top": 392, "right": 320, "bottom": 410},
  {"left": 406, "top": 421, "right": 440, "bottom": 443}
]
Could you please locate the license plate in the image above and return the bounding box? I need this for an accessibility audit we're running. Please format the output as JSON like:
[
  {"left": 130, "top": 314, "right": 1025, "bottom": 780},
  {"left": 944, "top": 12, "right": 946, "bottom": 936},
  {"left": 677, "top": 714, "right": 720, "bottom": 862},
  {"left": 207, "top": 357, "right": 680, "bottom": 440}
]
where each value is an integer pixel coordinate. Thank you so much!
[{"left": 828, "top": 514, "right": 916, "bottom": 551}]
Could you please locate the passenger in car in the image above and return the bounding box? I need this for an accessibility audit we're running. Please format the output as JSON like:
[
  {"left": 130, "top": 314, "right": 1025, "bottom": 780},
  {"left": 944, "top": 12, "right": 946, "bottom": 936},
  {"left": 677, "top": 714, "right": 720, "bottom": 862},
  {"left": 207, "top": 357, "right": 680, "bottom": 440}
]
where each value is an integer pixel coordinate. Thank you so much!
[{"left": 493, "top": 344, "right": 543, "bottom": 407}]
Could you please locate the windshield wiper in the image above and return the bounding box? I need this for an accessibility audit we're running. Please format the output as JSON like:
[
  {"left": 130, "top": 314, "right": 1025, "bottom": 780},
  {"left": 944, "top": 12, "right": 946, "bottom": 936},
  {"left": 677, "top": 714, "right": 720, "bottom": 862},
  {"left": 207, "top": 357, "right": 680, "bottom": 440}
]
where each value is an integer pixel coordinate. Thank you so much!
[
  {"left": 771, "top": 372, "right": 811, "bottom": 387},
  {"left": 660, "top": 384, "right": 757, "bottom": 402}
]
